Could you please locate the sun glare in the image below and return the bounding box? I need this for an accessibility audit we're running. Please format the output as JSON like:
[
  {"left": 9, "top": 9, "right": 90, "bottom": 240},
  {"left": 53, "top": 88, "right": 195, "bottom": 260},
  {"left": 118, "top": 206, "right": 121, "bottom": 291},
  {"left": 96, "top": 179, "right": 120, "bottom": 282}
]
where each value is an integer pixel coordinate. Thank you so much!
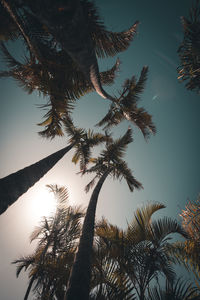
[{"left": 30, "top": 186, "right": 57, "bottom": 219}]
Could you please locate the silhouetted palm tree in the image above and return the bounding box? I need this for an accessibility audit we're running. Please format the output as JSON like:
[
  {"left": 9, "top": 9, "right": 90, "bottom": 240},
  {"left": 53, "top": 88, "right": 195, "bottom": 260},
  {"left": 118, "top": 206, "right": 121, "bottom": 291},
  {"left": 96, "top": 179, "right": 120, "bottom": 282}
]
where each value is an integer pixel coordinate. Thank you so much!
[
  {"left": 7, "top": 0, "right": 138, "bottom": 101},
  {"left": 177, "top": 0, "right": 200, "bottom": 93},
  {"left": 1, "top": 0, "right": 138, "bottom": 100},
  {"left": 0, "top": 118, "right": 107, "bottom": 215},
  {"left": 94, "top": 203, "right": 187, "bottom": 300},
  {"left": 65, "top": 127, "right": 142, "bottom": 300},
  {"left": 0, "top": 42, "right": 120, "bottom": 137},
  {"left": 13, "top": 184, "right": 84, "bottom": 300},
  {"left": 1, "top": 1, "right": 155, "bottom": 139},
  {"left": 14, "top": 183, "right": 136, "bottom": 300}
]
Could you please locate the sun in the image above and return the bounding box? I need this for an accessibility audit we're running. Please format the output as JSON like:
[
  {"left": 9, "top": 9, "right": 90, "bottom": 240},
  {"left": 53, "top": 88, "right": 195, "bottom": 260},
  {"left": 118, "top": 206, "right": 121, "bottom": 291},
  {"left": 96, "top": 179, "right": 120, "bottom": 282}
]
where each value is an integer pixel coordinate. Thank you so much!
[{"left": 30, "top": 186, "right": 57, "bottom": 220}]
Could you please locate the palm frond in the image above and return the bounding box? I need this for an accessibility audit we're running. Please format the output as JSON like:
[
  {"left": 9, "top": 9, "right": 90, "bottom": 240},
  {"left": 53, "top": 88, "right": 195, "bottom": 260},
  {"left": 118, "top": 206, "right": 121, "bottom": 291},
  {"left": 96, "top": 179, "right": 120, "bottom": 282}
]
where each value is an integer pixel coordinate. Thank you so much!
[
  {"left": 0, "top": 41, "right": 22, "bottom": 68},
  {"left": 112, "top": 159, "right": 143, "bottom": 192},
  {"left": 101, "top": 127, "right": 133, "bottom": 161},
  {"left": 85, "top": 176, "right": 98, "bottom": 193},
  {"left": 47, "top": 184, "right": 69, "bottom": 207},
  {"left": 12, "top": 255, "right": 35, "bottom": 277},
  {"left": 100, "top": 58, "right": 120, "bottom": 85},
  {"left": 96, "top": 105, "right": 124, "bottom": 130},
  {"left": 148, "top": 277, "right": 200, "bottom": 300},
  {"left": 120, "top": 66, "right": 149, "bottom": 105},
  {"left": 82, "top": 0, "right": 139, "bottom": 58},
  {"left": 97, "top": 67, "right": 156, "bottom": 139},
  {"left": 150, "top": 217, "right": 188, "bottom": 244},
  {"left": 177, "top": 1, "right": 200, "bottom": 93}
]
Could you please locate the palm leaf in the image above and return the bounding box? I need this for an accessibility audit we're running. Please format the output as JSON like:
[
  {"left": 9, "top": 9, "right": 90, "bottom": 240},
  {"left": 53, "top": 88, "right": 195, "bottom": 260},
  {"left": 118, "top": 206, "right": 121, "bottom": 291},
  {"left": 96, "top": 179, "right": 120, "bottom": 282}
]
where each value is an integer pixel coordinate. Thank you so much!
[
  {"left": 150, "top": 217, "right": 188, "bottom": 243},
  {"left": 148, "top": 277, "right": 200, "bottom": 300},
  {"left": 82, "top": 0, "right": 139, "bottom": 58},
  {"left": 97, "top": 67, "right": 156, "bottom": 138},
  {"left": 0, "top": 41, "right": 21, "bottom": 68},
  {"left": 85, "top": 176, "right": 98, "bottom": 193},
  {"left": 112, "top": 159, "right": 143, "bottom": 192}
]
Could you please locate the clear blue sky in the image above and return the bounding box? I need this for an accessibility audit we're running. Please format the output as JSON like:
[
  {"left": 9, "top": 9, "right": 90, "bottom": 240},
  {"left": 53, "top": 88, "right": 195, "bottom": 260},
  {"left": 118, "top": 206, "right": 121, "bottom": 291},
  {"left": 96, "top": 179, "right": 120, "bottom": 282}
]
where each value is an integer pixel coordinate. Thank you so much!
[{"left": 0, "top": 1, "right": 200, "bottom": 299}]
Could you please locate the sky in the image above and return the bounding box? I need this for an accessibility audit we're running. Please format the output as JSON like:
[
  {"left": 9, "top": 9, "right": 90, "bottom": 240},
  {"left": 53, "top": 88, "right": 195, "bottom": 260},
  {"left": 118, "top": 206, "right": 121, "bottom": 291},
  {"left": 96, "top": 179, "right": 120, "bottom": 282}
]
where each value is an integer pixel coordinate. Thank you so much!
[{"left": 0, "top": 1, "right": 200, "bottom": 299}]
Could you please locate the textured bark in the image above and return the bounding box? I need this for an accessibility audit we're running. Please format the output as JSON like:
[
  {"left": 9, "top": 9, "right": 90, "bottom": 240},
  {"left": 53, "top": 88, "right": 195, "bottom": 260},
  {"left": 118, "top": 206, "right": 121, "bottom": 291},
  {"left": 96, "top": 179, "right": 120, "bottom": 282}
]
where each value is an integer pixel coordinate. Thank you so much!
[
  {"left": 0, "top": 144, "right": 73, "bottom": 215},
  {"left": 65, "top": 170, "right": 110, "bottom": 300}
]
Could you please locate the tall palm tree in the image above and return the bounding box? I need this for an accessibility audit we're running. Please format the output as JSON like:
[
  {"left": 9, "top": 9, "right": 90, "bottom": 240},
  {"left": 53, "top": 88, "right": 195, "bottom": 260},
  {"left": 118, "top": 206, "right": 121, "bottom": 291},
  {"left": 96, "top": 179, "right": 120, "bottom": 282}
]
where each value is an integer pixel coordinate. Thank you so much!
[
  {"left": 0, "top": 118, "right": 107, "bottom": 215},
  {"left": 13, "top": 184, "right": 84, "bottom": 300},
  {"left": 94, "top": 203, "right": 188, "bottom": 300},
  {"left": 177, "top": 0, "right": 200, "bottom": 93},
  {"left": 65, "top": 127, "right": 143, "bottom": 300}
]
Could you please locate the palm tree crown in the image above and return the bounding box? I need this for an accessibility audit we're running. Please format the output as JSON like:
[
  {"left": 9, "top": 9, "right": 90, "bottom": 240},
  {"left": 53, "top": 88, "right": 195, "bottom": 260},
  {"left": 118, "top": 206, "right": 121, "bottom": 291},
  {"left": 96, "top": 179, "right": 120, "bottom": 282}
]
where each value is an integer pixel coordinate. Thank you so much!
[
  {"left": 13, "top": 184, "right": 84, "bottom": 300},
  {"left": 94, "top": 203, "right": 188, "bottom": 300},
  {"left": 65, "top": 128, "right": 142, "bottom": 300},
  {"left": 96, "top": 67, "right": 156, "bottom": 139},
  {"left": 177, "top": 1, "right": 200, "bottom": 93}
]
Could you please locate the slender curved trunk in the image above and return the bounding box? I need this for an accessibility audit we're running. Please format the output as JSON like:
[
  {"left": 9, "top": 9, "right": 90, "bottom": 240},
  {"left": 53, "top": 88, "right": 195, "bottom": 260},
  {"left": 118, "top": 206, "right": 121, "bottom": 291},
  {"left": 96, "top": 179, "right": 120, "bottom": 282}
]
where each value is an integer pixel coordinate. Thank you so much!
[
  {"left": 65, "top": 170, "right": 110, "bottom": 300},
  {"left": 0, "top": 144, "right": 74, "bottom": 215}
]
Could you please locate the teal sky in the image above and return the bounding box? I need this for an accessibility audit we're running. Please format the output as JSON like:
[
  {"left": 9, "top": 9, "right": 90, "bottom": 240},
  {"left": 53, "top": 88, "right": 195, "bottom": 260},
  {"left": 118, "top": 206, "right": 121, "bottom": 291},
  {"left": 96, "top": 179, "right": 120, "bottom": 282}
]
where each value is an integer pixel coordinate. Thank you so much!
[{"left": 0, "top": 1, "right": 200, "bottom": 299}]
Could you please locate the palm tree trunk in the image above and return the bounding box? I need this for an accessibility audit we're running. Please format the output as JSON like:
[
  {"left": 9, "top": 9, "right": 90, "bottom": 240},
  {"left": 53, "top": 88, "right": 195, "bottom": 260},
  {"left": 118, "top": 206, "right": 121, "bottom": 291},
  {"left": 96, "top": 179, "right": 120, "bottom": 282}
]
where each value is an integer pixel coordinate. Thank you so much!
[
  {"left": 65, "top": 170, "right": 110, "bottom": 300},
  {"left": 0, "top": 144, "right": 74, "bottom": 215}
]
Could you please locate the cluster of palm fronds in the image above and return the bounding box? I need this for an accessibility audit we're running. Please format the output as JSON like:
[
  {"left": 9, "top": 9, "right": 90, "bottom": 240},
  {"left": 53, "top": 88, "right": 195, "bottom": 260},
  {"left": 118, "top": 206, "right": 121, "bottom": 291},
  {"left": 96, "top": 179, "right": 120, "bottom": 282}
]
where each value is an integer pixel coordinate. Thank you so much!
[
  {"left": 0, "top": 0, "right": 155, "bottom": 138},
  {"left": 13, "top": 186, "right": 200, "bottom": 300},
  {"left": 169, "top": 195, "right": 200, "bottom": 289},
  {"left": 177, "top": 0, "right": 200, "bottom": 93}
]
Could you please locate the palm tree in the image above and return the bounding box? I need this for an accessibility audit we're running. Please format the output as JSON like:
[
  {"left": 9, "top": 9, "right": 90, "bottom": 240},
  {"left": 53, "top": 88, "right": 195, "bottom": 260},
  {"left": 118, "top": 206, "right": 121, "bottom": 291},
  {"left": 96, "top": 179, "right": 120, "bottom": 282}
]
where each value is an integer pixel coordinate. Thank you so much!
[
  {"left": 177, "top": 0, "right": 200, "bottom": 93},
  {"left": 96, "top": 66, "right": 156, "bottom": 139},
  {"left": 1, "top": 0, "right": 138, "bottom": 100},
  {"left": 169, "top": 196, "right": 200, "bottom": 284},
  {"left": 91, "top": 221, "right": 136, "bottom": 300},
  {"left": 65, "top": 127, "right": 142, "bottom": 300},
  {"left": 0, "top": 42, "right": 120, "bottom": 137},
  {"left": 0, "top": 118, "right": 107, "bottom": 215},
  {"left": 148, "top": 277, "right": 200, "bottom": 300},
  {"left": 94, "top": 203, "right": 188, "bottom": 300},
  {"left": 13, "top": 184, "right": 84, "bottom": 300},
  {"left": 8, "top": 0, "right": 139, "bottom": 101},
  {"left": 1, "top": 1, "right": 155, "bottom": 138}
]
